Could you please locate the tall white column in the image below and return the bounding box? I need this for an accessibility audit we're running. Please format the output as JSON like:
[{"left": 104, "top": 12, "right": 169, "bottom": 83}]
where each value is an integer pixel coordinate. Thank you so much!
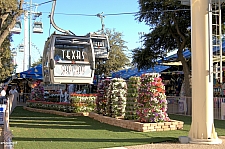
[
  {"left": 188, "top": 0, "right": 222, "bottom": 144},
  {"left": 29, "top": 0, "right": 32, "bottom": 69},
  {"left": 23, "top": 11, "right": 28, "bottom": 71}
]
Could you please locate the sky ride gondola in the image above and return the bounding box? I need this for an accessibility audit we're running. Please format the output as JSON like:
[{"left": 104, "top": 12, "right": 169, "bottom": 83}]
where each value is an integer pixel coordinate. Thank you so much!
[
  {"left": 42, "top": 0, "right": 105, "bottom": 84},
  {"left": 33, "top": 21, "right": 43, "bottom": 33},
  {"left": 87, "top": 32, "right": 110, "bottom": 60},
  {"left": 18, "top": 44, "right": 24, "bottom": 52},
  {"left": 10, "top": 21, "right": 22, "bottom": 34},
  {"left": 42, "top": 33, "right": 96, "bottom": 84}
]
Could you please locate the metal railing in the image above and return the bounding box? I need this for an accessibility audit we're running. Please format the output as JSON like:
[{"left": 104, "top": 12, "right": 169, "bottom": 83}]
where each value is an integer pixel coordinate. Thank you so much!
[
  {"left": 3, "top": 95, "right": 15, "bottom": 149},
  {"left": 166, "top": 96, "right": 225, "bottom": 120}
]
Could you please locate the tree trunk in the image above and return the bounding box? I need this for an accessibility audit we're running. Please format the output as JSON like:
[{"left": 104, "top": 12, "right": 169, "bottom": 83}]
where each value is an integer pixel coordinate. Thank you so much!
[{"left": 178, "top": 50, "right": 192, "bottom": 97}]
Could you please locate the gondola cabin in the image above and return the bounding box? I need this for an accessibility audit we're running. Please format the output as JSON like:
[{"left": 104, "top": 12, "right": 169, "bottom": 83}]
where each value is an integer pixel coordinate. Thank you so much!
[
  {"left": 87, "top": 33, "right": 110, "bottom": 60},
  {"left": 42, "top": 33, "right": 95, "bottom": 84},
  {"left": 33, "top": 22, "right": 43, "bottom": 33},
  {"left": 10, "top": 21, "right": 22, "bottom": 34}
]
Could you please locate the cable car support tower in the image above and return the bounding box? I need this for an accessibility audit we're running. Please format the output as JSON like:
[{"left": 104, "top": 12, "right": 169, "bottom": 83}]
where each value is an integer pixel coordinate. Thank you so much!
[{"left": 179, "top": 0, "right": 224, "bottom": 144}]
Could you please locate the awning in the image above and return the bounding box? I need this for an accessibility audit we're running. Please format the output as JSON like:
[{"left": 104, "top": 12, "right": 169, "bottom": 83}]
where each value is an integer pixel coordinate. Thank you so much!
[
  {"left": 18, "top": 64, "right": 42, "bottom": 80},
  {"left": 111, "top": 65, "right": 170, "bottom": 80}
]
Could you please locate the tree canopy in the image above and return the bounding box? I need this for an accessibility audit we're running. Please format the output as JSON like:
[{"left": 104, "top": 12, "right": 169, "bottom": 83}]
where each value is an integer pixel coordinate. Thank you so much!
[
  {"left": 0, "top": 0, "right": 23, "bottom": 46},
  {"left": 0, "top": 0, "right": 24, "bottom": 81},
  {"left": 96, "top": 29, "right": 130, "bottom": 76},
  {"left": 133, "top": 1, "right": 225, "bottom": 97},
  {"left": 31, "top": 57, "right": 42, "bottom": 67},
  {"left": 133, "top": 0, "right": 192, "bottom": 96}
]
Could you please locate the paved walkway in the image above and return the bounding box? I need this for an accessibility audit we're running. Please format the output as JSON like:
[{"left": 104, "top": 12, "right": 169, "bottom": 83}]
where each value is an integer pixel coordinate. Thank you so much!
[{"left": 103, "top": 137, "right": 225, "bottom": 149}]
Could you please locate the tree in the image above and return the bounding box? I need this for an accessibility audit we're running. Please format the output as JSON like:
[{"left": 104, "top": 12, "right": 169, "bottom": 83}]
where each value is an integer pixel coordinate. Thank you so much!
[
  {"left": 0, "top": 0, "right": 24, "bottom": 81},
  {"left": 96, "top": 29, "right": 130, "bottom": 76},
  {"left": 133, "top": 0, "right": 193, "bottom": 97},
  {"left": 32, "top": 57, "right": 42, "bottom": 67},
  {"left": 0, "top": 36, "right": 14, "bottom": 81},
  {"left": 0, "top": 0, "right": 24, "bottom": 47}
]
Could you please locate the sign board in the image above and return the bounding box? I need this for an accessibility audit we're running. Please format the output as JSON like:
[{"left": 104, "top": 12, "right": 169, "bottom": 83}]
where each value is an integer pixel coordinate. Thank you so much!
[
  {"left": 43, "top": 84, "right": 66, "bottom": 90},
  {"left": 92, "top": 37, "right": 109, "bottom": 59},
  {"left": 54, "top": 64, "right": 92, "bottom": 77},
  {"left": 178, "top": 99, "right": 187, "bottom": 114},
  {"left": 94, "top": 48, "right": 108, "bottom": 59},
  {"left": 0, "top": 104, "right": 6, "bottom": 125}
]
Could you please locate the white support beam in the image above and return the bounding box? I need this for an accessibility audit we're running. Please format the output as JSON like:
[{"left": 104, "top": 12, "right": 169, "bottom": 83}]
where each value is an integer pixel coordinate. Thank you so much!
[
  {"left": 179, "top": 0, "right": 225, "bottom": 6},
  {"left": 188, "top": 0, "right": 222, "bottom": 144}
]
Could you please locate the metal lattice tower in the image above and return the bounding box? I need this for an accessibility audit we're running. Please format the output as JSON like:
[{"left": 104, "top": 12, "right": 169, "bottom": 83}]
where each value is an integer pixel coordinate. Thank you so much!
[
  {"left": 180, "top": 0, "right": 224, "bottom": 83},
  {"left": 210, "top": 0, "right": 223, "bottom": 83}
]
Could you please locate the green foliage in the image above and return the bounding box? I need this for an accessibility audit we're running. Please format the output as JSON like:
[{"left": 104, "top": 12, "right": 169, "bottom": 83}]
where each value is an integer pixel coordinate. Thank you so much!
[
  {"left": 0, "top": 36, "right": 14, "bottom": 81},
  {"left": 133, "top": 0, "right": 191, "bottom": 69},
  {"left": 31, "top": 57, "right": 42, "bottom": 67},
  {"left": 0, "top": 0, "right": 23, "bottom": 81},
  {"left": 0, "top": 0, "right": 18, "bottom": 11},
  {"left": 96, "top": 29, "right": 130, "bottom": 76},
  {"left": 133, "top": 0, "right": 194, "bottom": 96}
]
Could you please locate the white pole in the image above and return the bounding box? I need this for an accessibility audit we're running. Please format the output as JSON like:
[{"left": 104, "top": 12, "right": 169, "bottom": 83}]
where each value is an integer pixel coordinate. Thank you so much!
[
  {"left": 188, "top": 0, "right": 222, "bottom": 144},
  {"left": 24, "top": 11, "right": 28, "bottom": 71},
  {"left": 29, "top": 0, "right": 32, "bottom": 69}
]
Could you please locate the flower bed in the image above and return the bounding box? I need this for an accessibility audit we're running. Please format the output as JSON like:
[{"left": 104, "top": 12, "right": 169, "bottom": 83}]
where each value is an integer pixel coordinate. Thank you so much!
[
  {"left": 137, "top": 73, "right": 170, "bottom": 123},
  {"left": 124, "top": 76, "right": 141, "bottom": 120},
  {"left": 106, "top": 78, "right": 127, "bottom": 117},
  {"left": 96, "top": 78, "right": 111, "bottom": 115},
  {"left": 27, "top": 94, "right": 97, "bottom": 113},
  {"left": 26, "top": 100, "right": 74, "bottom": 113},
  {"left": 70, "top": 93, "right": 97, "bottom": 112},
  {"left": 24, "top": 106, "right": 89, "bottom": 117}
]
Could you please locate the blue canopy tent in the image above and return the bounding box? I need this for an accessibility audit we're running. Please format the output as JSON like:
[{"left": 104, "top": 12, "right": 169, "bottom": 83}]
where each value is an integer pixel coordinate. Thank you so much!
[
  {"left": 132, "top": 65, "right": 170, "bottom": 77},
  {"left": 18, "top": 64, "right": 42, "bottom": 80},
  {"left": 111, "top": 65, "right": 170, "bottom": 80},
  {"left": 111, "top": 67, "right": 138, "bottom": 79}
]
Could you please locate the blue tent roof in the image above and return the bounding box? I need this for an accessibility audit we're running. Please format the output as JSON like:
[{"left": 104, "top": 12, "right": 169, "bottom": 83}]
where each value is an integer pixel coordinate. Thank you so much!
[
  {"left": 158, "top": 40, "right": 225, "bottom": 63},
  {"left": 19, "top": 64, "right": 42, "bottom": 79},
  {"left": 111, "top": 65, "right": 169, "bottom": 79}
]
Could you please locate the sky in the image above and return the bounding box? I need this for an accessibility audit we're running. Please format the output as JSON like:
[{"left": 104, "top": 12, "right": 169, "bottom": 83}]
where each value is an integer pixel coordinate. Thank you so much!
[{"left": 12, "top": 0, "right": 150, "bottom": 73}]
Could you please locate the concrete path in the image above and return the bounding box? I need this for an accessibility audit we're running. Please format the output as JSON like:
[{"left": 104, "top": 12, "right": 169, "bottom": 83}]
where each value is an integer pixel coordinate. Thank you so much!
[
  {"left": 124, "top": 137, "right": 225, "bottom": 149},
  {"left": 102, "top": 137, "right": 225, "bottom": 149}
]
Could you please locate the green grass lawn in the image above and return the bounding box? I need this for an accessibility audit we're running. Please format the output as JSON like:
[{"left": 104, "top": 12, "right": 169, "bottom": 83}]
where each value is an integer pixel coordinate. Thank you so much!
[{"left": 9, "top": 107, "right": 225, "bottom": 149}]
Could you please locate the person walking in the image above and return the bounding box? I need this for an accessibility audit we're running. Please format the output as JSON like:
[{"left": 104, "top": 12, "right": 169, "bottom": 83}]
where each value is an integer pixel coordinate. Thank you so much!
[
  {"left": 9, "top": 86, "right": 18, "bottom": 95},
  {"left": 1, "top": 86, "right": 8, "bottom": 104}
]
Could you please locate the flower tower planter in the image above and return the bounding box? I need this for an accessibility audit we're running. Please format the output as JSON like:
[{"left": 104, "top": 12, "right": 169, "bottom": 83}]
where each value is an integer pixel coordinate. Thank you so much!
[
  {"left": 137, "top": 73, "right": 170, "bottom": 123},
  {"left": 96, "top": 78, "right": 111, "bottom": 115},
  {"left": 106, "top": 78, "right": 127, "bottom": 118},
  {"left": 124, "top": 76, "right": 141, "bottom": 120},
  {"left": 31, "top": 80, "right": 44, "bottom": 101}
]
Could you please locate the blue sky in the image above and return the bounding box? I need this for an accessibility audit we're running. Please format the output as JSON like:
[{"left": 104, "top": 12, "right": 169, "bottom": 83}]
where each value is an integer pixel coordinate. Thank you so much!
[{"left": 12, "top": 0, "right": 150, "bottom": 73}]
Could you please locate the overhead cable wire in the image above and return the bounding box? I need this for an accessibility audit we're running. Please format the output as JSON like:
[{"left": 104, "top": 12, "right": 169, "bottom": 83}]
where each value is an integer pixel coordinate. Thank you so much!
[
  {"left": 41, "top": 9, "right": 190, "bottom": 17},
  {"left": 36, "top": 0, "right": 53, "bottom": 6},
  {"left": 23, "top": 0, "right": 190, "bottom": 15},
  {"left": 24, "top": 0, "right": 53, "bottom": 9}
]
